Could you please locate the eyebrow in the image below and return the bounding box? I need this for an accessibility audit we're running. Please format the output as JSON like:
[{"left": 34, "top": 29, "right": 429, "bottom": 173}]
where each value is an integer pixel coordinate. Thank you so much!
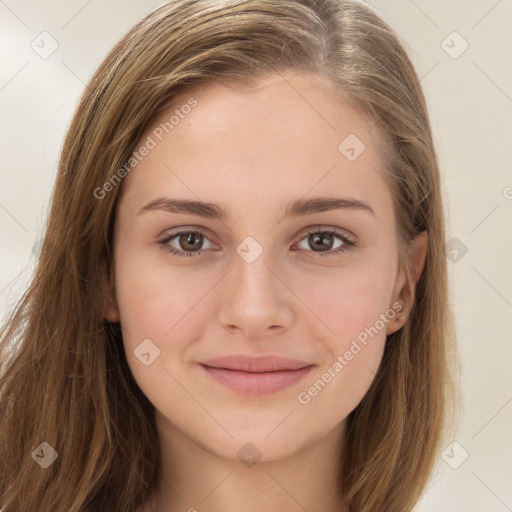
[{"left": 138, "top": 196, "right": 375, "bottom": 220}]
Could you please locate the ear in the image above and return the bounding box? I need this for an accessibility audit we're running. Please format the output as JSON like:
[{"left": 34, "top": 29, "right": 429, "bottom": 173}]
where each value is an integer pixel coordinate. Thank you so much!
[
  {"left": 386, "top": 230, "right": 428, "bottom": 335},
  {"left": 102, "top": 265, "right": 120, "bottom": 324}
]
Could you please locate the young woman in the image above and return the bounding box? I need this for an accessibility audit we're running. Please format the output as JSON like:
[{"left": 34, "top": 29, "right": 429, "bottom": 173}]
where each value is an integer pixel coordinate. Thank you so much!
[{"left": 0, "top": 1, "right": 456, "bottom": 511}]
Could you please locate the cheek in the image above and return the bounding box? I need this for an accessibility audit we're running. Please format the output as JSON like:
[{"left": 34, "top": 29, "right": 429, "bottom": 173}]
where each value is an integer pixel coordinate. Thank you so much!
[
  {"left": 113, "top": 250, "right": 225, "bottom": 388},
  {"left": 115, "top": 264, "right": 213, "bottom": 340},
  {"left": 295, "top": 335, "right": 385, "bottom": 430},
  {"left": 113, "top": 259, "right": 214, "bottom": 411},
  {"left": 294, "top": 267, "right": 392, "bottom": 412},
  {"left": 290, "top": 255, "right": 395, "bottom": 343},
  {"left": 300, "top": 275, "right": 389, "bottom": 400},
  {"left": 289, "top": 258, "right": 393, "bottom": 415},
  {"left": 114, "top": 233, "right": 209, "bottom": 324}
]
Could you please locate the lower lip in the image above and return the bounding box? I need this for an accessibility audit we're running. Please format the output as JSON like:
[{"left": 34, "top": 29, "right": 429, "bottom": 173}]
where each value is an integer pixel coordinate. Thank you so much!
[{"left": 200, "top": 364, "right": 314, "bottom": 396}]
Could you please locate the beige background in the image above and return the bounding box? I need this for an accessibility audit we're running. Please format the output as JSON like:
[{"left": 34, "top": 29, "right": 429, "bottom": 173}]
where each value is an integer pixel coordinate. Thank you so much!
[{"left": 1, "top": 1, "right": 511, "bottom": 510}]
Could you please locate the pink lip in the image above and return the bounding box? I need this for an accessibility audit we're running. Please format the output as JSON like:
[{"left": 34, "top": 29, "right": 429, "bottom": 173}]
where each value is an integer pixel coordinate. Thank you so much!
[{"left": 200, "top": 355, "right": 314, "bottom": 395}]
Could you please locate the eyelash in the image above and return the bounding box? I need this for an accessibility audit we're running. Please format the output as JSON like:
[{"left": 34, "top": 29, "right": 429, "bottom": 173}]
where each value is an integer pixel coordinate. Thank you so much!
[{"left": 157, "top": 228, "right": 356, "bottom": 258}]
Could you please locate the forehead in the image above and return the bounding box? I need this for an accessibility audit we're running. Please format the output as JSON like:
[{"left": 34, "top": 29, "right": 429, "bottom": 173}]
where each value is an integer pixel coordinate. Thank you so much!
[{"left": 119, "top": 73, "right": 394, "bottom": 223}]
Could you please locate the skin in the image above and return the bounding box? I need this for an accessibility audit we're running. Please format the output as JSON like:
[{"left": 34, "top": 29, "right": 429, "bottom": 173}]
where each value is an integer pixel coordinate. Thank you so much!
[{"left": 105, "top": 71, "right": 427, "bottom": 512}]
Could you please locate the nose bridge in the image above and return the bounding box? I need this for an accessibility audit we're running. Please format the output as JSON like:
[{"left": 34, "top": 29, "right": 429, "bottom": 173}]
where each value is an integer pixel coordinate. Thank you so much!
[
  {"left": 218, "top": 241, "right": 294, "bottom": 336},
  {"left": 235, "top": 247, "right": 275, "bottom": 300}
]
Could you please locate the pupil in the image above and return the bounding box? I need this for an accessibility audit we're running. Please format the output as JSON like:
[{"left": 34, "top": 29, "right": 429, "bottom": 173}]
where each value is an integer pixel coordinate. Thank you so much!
[
  {"left": 180, "top": 232, "right": 202, "bottom": 251},
  {"left": 310, "top": 233, "right": 333, "bottom": 251}
]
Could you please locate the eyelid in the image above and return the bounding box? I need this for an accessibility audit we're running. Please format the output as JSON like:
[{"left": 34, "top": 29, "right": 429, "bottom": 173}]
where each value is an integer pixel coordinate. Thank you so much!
[
  {"left": 159, "top": 224, "right": 355, "bottom": 243},
  {"left": 158, "top": 228, "right": 219, "bottom": 255},
  {"left": 291, "top": 227, "right": 355, "bottom": 257},
  {"left": 157, "top": 224, "right": 356, "bottom": 257},
  {"left": 294, "top": 225, "right": 356, "bottom": 243},
  {"left": 157, "top": 224, "right": 218, "bottom": 240}
]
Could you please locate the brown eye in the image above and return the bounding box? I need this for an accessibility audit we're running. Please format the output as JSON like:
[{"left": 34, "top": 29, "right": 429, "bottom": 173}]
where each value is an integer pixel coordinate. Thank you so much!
[
  {"left": 294, "top": 229, "right": 355, "bottom": 257},
  {"left": 308, "top": 232, "right": 335, "bottom": 252},
  {"left": 159, "top": 230, "right": 216, "bottom": 257},
  {"left": 178, "top": 232, "right": 203, "bottom": 252}
]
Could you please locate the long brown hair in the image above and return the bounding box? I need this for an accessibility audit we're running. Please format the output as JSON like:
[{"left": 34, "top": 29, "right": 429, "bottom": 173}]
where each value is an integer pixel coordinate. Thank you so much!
[{"left": 0, "top": 1, "right": 457, "bottom": 510}]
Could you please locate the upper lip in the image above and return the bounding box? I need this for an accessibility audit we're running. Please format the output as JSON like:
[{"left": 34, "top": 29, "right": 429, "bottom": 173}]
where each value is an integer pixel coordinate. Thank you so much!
[{"left": 200, "top": 355, "right": 314, "bottom": 373}]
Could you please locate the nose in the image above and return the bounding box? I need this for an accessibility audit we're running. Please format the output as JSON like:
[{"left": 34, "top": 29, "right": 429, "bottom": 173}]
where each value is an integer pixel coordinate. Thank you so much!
[{"left": 217, "top": 250, "right": 295, "bottom": 340}]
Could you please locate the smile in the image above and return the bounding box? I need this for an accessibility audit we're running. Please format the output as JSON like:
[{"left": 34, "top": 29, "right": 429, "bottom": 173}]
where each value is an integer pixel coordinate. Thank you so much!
[{"left": 199, "top": 355, "right": 315, "bottom": 395}]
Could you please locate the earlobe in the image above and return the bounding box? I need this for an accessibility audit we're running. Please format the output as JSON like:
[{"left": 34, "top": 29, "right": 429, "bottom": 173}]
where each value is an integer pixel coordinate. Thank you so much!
[{"left": 105, "top": 298, "right": 120, "bottom": 324}]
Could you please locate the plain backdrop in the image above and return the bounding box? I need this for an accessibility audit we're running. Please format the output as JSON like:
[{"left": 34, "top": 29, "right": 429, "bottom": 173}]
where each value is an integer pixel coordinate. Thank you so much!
[{"left": 1, "top": 1, "right": 511, "bottom": 510}]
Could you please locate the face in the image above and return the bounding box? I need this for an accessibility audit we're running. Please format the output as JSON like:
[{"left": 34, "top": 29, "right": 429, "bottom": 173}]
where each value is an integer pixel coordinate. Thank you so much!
[{"left": 106, "top": 72, "right": 412, "bottom": 462}]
